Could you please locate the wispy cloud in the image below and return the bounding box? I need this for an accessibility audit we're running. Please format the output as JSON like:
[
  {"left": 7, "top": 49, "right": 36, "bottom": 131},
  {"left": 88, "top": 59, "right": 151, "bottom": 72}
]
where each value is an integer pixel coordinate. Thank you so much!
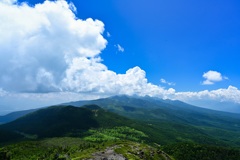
[
  {"left": 202, "top": 70, "right": 228, "bottom": 85},
  {"left": 115, "top": 44, "right": 124, "bottom": 52},
  {"left": 160, "top": 78, "right": 175, "bottom": 86},
  {"left": 106, "top": 32, "right": 111, "bottom": 37}
]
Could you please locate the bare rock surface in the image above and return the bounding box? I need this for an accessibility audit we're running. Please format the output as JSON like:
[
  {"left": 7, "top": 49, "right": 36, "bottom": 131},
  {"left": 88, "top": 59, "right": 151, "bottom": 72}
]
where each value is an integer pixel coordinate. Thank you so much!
[{"left": 88, "top": 146, "right": 126, "bottom": 160}]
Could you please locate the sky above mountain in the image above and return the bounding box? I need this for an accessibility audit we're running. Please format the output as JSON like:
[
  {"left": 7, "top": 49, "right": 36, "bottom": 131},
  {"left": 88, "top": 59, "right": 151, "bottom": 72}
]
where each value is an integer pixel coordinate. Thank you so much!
[{"left": 0, "top": 0, "right": 240, "bottom": 114}]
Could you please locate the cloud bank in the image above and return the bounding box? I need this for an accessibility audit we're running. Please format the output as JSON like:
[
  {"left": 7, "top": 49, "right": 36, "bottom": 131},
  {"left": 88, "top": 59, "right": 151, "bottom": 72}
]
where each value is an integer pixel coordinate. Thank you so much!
[
  {"left": 0, "top": 0, "right": 240, "bottom": 113},
  {"left": 175, "top": 86, "right": 240, "bottom": 104}
]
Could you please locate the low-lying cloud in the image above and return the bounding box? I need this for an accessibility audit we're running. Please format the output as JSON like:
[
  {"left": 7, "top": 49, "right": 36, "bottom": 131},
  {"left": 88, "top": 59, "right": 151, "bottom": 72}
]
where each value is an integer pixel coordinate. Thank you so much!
[{"left": 175, "top": 86, "right": 240, "bottom": 104}]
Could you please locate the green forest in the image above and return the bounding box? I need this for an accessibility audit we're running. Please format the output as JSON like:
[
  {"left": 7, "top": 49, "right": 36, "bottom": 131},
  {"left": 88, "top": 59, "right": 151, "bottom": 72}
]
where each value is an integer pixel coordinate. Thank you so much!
[{"left": 0, "top": 96, "right": 240, "bottom": 159}]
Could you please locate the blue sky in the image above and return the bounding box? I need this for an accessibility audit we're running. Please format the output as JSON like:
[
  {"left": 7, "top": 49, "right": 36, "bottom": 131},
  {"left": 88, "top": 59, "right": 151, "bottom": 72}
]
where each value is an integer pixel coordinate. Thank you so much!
[
  {"left": 20, "top": 0, "right": 240, "bottom": 91},
  {"left": 0, "top": 0, "right": 240, "bottom": 114},
  {"left": 70, "top": 0, "right": 240, "bottom": 91}
]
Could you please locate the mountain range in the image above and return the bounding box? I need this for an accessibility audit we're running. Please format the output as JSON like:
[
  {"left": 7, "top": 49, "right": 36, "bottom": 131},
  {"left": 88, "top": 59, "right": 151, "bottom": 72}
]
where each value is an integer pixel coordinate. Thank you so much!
[
  {"left": 1, "top": 95, "right": 240, "bottom": 159},
  {"left": 187, "top": 99, "right": 240, "bottom": 113},
  {"left": 1, "top": 96, "right": 240, "bottom": 144}
]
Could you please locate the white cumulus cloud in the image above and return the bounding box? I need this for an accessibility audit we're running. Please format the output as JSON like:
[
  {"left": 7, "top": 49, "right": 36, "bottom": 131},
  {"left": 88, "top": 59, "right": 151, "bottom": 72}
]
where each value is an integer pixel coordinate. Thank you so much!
[
  {"left": 1, "top": 0, "right": 16, "bottom": 4},
  {"left": 202, "top": 70, "right": 227, "bottom": 85},
  {"left": 0, "top": 0, "right": 107, "bottom": 92},
  {"left": 0, "top": 0, "right": 173, "bottom": 98}
]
